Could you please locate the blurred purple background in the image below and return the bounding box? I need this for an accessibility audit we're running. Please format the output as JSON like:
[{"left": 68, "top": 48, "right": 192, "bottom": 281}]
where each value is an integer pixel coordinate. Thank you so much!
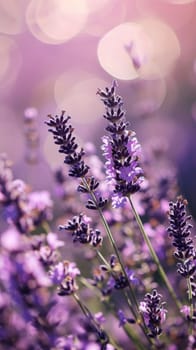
[{"left": 0, "top": 0, "right": 195, "bottom": 215}]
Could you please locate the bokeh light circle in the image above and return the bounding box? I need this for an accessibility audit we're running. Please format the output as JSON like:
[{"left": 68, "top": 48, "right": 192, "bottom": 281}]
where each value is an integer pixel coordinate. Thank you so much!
[
  {"left": 97, "top": 22, "right": 150, "bottom": 80},
  {"left": 98, "top": 19, "right": 180, "bottom": 80},
  {"left": 26, "top": 0, "right": 64, "bottom": 44},
  {"left": 138, "top": 18, "right": 181, "bottom": 78},
  {"left": 26, "top": 0, "right": 88, "bottom": 44}
]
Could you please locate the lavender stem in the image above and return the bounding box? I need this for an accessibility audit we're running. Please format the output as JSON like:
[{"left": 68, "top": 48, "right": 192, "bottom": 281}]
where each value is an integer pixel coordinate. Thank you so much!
[{"left": 128, "top": 196, "right": 181, "bottom": 312}]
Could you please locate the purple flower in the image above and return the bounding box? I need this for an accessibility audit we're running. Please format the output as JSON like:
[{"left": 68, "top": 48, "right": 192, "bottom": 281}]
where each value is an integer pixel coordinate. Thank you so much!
[
  {"left": 180, "top": 305, "right": 191, "bottom": 318},
  {"left": 59, "top": 213, "right": 103, "bottom": 247},
  {"left": 46, "top": 232, "right": 64, "bottom": 250},
  {"left": 28, "top": 191, "right": 53, "bottom": 211},
  {"left": 168, "top": 196, "right": 194, "bottom": 261},
  {"left": 27, "top": 190, "right": 53, "bottom": 224},
  {"left": 46, "top": 112, "right": 108, "bottom": 211},
  {"left": 98, "top": 81, "right": 144, "bottom": 207},
  {"left": 45, "top": 111, "right": 89, "bottom": 178},
  {"left": 117, "top": 309, "right": 127, "bottom": 327},
  {"left": 117, "top": 309, "right": 135, "bottom": 327},
  {"left": 49, "top": 262, "right": 64, "bottom": 283},
  {"left": 139, "top": 289, "right": 167, "bottom": 338},
  {"left": 167, "top": 196, "right": 196, "bottom": 283},
  {"left": 50, "top": 260, "right": 80, "bottom": 296}
]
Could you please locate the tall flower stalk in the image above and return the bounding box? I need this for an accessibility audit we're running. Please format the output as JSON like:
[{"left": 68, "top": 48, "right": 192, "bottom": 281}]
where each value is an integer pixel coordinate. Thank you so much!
[
  {"left": 98, "top": 81, "right": 181, "bottom": 312},
  {"left": 46, "top": 110, "right": 154, "bottom": 344},
  {"left": 167, "top": 196, "right": 196, "bottom": 331},
  {"left": 45, "top": 112, "right": 139, "bottom": 311},
  {"left": 97, "top": 80, "right": 144, "bottom": 208},
  {"left": 45, "top": 82, "right": 196, "bottom": 348}
]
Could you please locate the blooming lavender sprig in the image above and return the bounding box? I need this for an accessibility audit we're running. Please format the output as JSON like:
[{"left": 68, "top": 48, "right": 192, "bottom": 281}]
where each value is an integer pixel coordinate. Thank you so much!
[
  {"left": 46, "top": 112, "right": 107, "bottom": 211},
  {"left": 0, "top": 154, "right": 53, "bottom": 233},
  {"left": 167, "top": 196, "right": 196, "bottom": 324},
  {"left": 59, "top": 213, "right": 103, "bottom": 247},
  {"left": 97, "top": 81, "right": 144, "bottom": 207},
  {"left": 45, "top": 97, "right": 141, "bottom": 324},
  {"left": 0, "top": 227, "right": 63, "bottom": 349},
  {"left": 45, "top": 111, "right": 89, "bottom": 178},
  {"left": 92, "top": 255, "right": 137, "bottom": 296},
  {"left": 49, "top": 261, "right": 114, "bottom": 348},
  {"left": 50, "top": 260, "right": 80, "bottom": 296},
  {"left": 97, "top": 82, "right": 181, "bottom": 312},
  {"left": 167, "top": 196, "right": 195, "bottom": 264},
  {"left": 139, "top": 289, "right": 167, "bottom": 338}
]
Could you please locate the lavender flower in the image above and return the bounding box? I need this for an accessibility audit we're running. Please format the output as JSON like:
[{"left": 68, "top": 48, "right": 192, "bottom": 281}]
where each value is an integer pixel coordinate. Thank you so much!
[
  {"left": 117, "top": 309, "right": 135, "bottom": 327},
  {"left": 59, "top": 213, "right": 103, "bottom": 247},
  {"left": 97, "top": 81, "right": 144, "bottom": 207},
  {"left": 32, "top": 232, "right": 64, "bottom": 267},
  {"left": 45, "top": 111, "right": 89, "bottom": 178},
  {"left": 0, "top": 154, "right": 54, "bottom": 233},
  {"left": 50, "top": 260, "right": 80, "bottom": 296},
  {"left": 139, "top": 289, "right": 167, "bottom": 338},
  {"left": 0, "top": 227, "right": 65, "bottom": 349},
  {"left": 46, "top": 112, "right": 108, "bottom": 211},
  {"left": 167, "top": 196, "right": 196, "bottom": 282},
  {"left": 92, "top": 255, "right": 137, "bottom": 296}
]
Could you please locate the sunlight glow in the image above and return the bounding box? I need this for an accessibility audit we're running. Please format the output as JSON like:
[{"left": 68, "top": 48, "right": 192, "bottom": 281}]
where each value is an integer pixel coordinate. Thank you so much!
[
  {"left": 26, "top": 0, "right": 88, "bottom": 44},
  {"left": 97, "top": 18, "right": 180, "bottom": 80}
]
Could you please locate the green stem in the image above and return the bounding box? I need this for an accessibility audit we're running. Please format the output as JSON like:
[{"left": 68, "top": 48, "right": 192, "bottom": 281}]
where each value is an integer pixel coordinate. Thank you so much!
[
  {"left": 124, "top": 324, "right": 147, "bottom": 350},
  {"left": 79, "top": 276, "right": 146, "bottom": 350},
  {"left": 82, "top": 178, "right": 154, "bottom": 346},
  {"left": 128, "top": 196, "right": 181, "bottom": 312},
  {"left": 187, "top": 276, "right": 194, "bottom": 334},
  {"left": 41, "top": 221, "right": 51, "bottom": 234},
  {"left": 96, "top": 249, "right": 153, "bottom": 347},
  {"left": 82, "top": 177, "right": 139, "bottom": 315},
  {"left": 73, "top": 293, "right": 123, "bottom": 350},
  {"left": 96, "top": 249, "right": 110, "bottom": 268}
]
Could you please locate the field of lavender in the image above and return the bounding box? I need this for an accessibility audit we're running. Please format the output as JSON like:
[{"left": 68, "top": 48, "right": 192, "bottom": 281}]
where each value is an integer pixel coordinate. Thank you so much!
[
  {"left": 0, "top": 1, "right": 196, "bottom": 349},
  {"left": 0, "top": 80, "right": 195, "bottom": 349}
]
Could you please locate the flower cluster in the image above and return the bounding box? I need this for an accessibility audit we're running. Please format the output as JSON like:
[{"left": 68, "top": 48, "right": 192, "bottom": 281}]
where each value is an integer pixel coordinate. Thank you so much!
[
  {"left": 45, "top": 111, "right": 89, "bottom": 178},
  {"left": 139, "top": 289, "right": 167, "bottom": 338},
  {"left": 59, "top": 213, "right": 103, "bottom": 247},
  {"left": 168, "top": 196, "right": 196, "bottom": 298},
  {"left": 50, "top": 260, "right": 80, "bottom": 296},
  {"left": 92, "top": 255, "right": 137, "bottom": 296},
  {"left": 97, "top": 81, "right": 144, "bottom": 207},
  {"left": 0, "top": 154, "right": 53, "bottom": 233},
  {"left": 32, "top": 232, "right": 64, "bottom": 267},
  {"left": 46, "top": 112, "right": 108, "bottom": 211},
  {"left": 0, "top": 227, "right": 62, "bottom": 349},
  {"left": 1, "top": 81, "right": 196, "bottom": 350}
]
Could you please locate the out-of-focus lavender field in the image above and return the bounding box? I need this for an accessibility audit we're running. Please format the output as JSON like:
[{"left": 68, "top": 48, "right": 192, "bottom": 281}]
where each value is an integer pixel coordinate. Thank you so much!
[
  {"left": 0, "top": 2, "right": 196, "bottom": 349},
  {"left": 0, "top": 0, "right": 195, "bottom": 216}
]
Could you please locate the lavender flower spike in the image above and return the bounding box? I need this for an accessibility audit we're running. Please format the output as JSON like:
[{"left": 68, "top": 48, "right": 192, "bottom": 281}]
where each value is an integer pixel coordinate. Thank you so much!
[
  {"left": 45, "top": 111, "right": 89, "bottom": 178},
  {"left": 98, "top": 81, "right": 144, "bottom": 207},
  {"left": 139, "top": 289, "right": 167, "bottom": 338},
  {"left": 50, "top": 260, "right": 80, "bottom": 296},
  {"left": 167, "top": 196, "right": 196, "bottom": 304},
  {"left": 167, "top": 196, "right": 195, "bottom": 263}
]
